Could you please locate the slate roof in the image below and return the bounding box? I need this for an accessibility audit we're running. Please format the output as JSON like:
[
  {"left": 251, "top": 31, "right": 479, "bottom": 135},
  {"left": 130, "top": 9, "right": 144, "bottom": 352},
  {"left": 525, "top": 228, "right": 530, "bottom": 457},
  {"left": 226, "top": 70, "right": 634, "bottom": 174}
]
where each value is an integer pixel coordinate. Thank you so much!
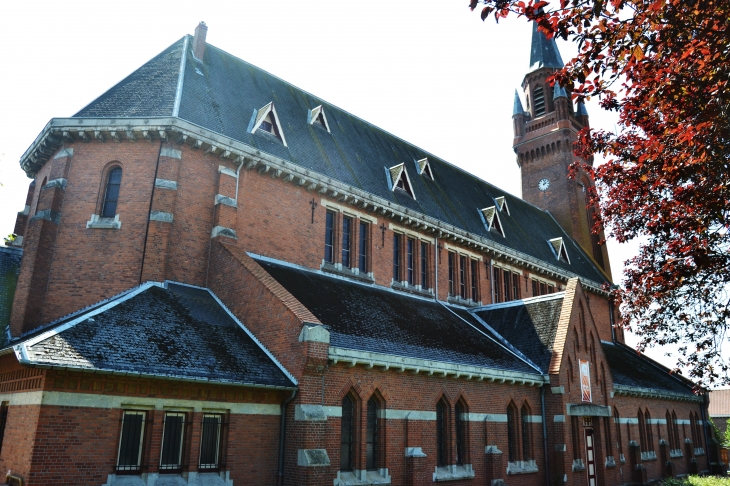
[
  {"left": 601, "top": 341, "right": 696, "bottom": 398},
  {"left": 471, "top": 294, "right": 565, "bottom": 372},
  {"left": 253, "top": 257, "right": 538, "bottom": 375},
  {"left": 13, "top": 283, "right": 294, "bottom": 388},
  {"left": 709, "top": 389, "right": 730, "bottom": 417},
  {"left": 529, "top": 22, "right": 564, "bottom": 71},
  {"left": 69, "top": 33, "right": 609, "bottom": 287}
]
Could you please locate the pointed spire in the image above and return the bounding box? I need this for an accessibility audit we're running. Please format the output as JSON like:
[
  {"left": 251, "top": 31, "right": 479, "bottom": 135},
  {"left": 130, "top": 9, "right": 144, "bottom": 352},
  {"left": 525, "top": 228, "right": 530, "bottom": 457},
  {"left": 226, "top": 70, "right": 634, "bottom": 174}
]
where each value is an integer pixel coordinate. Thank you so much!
[
  {"left": 553, "top": 83, "right": 567, "bottom": 99},
  {"left": 576, "top": 101, "right": 589, "bottom": 116},
  {"left": 513, "top": 90, "right": 525, "bottom": 116},
  {"left": 529, "top": 22, "right": 564, "bottom": 71}
]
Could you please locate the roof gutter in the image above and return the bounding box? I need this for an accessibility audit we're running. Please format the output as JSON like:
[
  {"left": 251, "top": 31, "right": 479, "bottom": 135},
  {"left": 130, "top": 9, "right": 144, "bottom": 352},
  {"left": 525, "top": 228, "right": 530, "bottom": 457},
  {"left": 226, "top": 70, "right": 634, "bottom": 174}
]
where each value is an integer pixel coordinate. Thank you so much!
[{"left": 20, "top": 118, "right": 610, "bottom": 294}]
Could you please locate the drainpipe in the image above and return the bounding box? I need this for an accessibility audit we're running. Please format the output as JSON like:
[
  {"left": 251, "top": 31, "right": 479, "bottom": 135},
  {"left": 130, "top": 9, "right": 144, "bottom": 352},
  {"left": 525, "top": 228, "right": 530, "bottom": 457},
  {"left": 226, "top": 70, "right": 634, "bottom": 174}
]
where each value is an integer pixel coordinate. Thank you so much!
[
  {"left": 277, "top": 389, "right": 298, "bottom": 486},
  {"left": 540, "top": 384, "right": 551, "bottom": 486},
  {"left": 434, "top": 237, "right": 439, "bottom": 301}
]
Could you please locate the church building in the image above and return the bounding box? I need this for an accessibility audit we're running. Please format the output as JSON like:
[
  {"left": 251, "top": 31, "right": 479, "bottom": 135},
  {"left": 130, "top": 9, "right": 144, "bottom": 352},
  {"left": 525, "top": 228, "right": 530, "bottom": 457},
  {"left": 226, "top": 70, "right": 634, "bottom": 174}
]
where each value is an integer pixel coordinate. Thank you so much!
[{"left": 0, "top": 22, "right": 714, "bottom": 486}]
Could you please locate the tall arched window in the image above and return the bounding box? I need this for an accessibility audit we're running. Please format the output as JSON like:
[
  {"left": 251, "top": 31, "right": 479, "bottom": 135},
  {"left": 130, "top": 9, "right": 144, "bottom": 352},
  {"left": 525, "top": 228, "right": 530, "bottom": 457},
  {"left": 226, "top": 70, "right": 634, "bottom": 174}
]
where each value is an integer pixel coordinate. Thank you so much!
[
  {"left": 34, "top": 177, "right": 47, "bottom": 216},
  {"left": 521, "top": 403, "right": 533, "bottom": 461},
  {"left": 507, "top": 402, "right": 518, "bottom": 462},
  {"left": 366, "top": 397, "right": 379, "bottom": 471},
  {"left": 436, "top": 399, "right": 448, "bottom": 467},
  {"left": 455, "top": 400, "right": 467, "bottom": 465},
  {"left": 671, "top": 411, "right": 680, "bottom": 450},
  {"left": 102, "top": 167, "right": 122, "bottom": 218},
  {"left": 340, "top": 394, "right": 356, "bottom": 471},
  {"left": 644, "top": 409, "right": 654, "bottom": 452},
  {"left": 638, "top": 409, "right": 647, "bottom": 452},
  {"left": 614, "top": 407, "right": 623, "bottom": 458}
]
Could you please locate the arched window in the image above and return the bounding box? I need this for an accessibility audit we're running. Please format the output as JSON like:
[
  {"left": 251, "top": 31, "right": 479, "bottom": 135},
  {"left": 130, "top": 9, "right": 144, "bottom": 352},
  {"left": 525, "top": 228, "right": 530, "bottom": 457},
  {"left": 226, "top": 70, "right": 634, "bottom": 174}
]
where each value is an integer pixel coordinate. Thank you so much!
[
  {"left": 455, "top": 399, "right": 467, "bottom": 466},
  {"left": 521, "top": 403, "right": 533, "bottom": 461},
  {"left": 340, "top": 394, "right": 356, "bottom": 471},
  {"left": 614, "top": 407, "right": 623, "bottom": 458},
  {"left": 102, "top": 167, "right": 122, "bottom": 218},
  {"left": 366, "top": 396, "right": 379, "bottom": 471},
  {"left": 638, "top": 409, "right": 647, "bottom": 452},
  {"left": 671, "top": 411, "right": 680, "bottom": 451},
  {"left": 533, "top": 86, "right": 546, "bottom": 117},
  {"left": 644, "top": 409, "right": 654, "bottom": 452},
  {"left": 507, "top": 402, "right": 518, "bottom": 462},
  {"left": 436, "top": 399, "right": 448, "bottom": 467},
  {"left": 603, "top": 416, "right": 613, "bottom": 458},
  {"left": 567, "top": 356, "right": 574, "bottom": 391}
]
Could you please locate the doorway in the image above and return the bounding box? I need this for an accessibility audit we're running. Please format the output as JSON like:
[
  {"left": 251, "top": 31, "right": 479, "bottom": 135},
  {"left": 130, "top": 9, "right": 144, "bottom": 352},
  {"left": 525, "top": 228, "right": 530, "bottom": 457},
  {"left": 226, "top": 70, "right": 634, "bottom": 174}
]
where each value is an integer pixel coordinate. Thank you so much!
[{"left": 585, "top": 427, "right": 597, "bottom": 486}]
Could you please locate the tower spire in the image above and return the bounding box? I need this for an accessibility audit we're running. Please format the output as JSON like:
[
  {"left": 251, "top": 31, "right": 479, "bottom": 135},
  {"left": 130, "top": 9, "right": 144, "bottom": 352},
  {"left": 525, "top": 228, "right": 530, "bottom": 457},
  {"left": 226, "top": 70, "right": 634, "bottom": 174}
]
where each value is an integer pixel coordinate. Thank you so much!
[
  {"left": 513, "top": 89, "right": 525, "bottom": 116},
  {"left": 529, "top": 22, "right": 564, "bottom": 71}
]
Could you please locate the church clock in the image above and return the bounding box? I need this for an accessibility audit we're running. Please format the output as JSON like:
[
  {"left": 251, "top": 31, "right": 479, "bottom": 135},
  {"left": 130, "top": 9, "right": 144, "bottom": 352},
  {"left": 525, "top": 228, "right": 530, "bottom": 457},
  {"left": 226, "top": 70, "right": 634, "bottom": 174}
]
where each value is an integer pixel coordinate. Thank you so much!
[{"left": 538, "top": 178, "right": 550, "bottom": 191}]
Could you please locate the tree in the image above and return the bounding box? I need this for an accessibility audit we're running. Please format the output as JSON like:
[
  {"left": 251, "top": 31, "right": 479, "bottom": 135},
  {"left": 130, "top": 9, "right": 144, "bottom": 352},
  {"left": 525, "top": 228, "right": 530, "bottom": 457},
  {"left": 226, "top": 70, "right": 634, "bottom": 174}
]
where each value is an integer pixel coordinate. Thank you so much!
[{"left": 471, "top": 0, "right": 730, "bottom": 386}]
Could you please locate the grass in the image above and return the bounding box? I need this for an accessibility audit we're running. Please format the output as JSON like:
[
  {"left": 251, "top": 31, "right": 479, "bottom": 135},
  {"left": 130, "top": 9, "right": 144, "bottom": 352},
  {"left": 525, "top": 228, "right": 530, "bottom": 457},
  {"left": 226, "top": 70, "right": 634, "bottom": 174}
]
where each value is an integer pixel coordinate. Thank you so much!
[{"left": 662, "top": 477, "right": 730, "bottom": 486}]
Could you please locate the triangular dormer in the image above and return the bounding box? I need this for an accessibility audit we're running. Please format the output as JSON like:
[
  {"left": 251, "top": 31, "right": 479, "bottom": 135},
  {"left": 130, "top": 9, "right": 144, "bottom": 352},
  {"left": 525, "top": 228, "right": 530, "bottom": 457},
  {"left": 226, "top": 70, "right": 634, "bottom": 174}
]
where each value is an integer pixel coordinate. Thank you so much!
[
  {"left": 549, "top": 237, "right": 570, "bottom": 263},
  {"left": 388, "top": 163, "right": 415, "bottom": 199},
  {"left": 308, "top": 105, "right": 331, "bottom": 133},
  {"left": 480, "top": 206, "right": 505, "bottom": 237},
  {"left": 495, "top": 196, "right": 510, "bottom": 215},
  {"left": 249, "top": 102, "right": 287, "bottom": 146},
  {"left": 416, "top": 158, "right": 434, "bottom": 180}
]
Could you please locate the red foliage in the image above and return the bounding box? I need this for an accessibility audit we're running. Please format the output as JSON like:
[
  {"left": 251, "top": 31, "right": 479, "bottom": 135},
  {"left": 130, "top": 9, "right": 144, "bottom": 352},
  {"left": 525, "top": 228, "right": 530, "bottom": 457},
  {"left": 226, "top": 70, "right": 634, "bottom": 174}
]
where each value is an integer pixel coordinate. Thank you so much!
[{"left": 472, "top": 0, "right": 730, "bottom": 385}]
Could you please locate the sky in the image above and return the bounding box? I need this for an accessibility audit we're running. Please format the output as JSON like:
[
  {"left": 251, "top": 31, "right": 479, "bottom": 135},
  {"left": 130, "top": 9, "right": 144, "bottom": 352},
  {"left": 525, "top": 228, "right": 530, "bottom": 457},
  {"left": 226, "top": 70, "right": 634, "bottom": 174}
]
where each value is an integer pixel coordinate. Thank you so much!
[{"left": 0, "top": 0, "right": 697, "bottom": 373}]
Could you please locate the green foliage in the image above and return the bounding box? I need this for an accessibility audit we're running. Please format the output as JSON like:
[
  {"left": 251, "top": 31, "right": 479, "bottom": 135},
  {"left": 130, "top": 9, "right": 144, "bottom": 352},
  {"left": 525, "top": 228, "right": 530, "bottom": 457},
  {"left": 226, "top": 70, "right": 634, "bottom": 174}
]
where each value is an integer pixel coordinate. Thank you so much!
[
  {"left": 726, "top": 418, "right": 730, "bottom": 447},
  {"left": 3, "top": 233, "right": 16, "bottom": 245},
  {"left": 662, "top": 476, "right": 730, "bottom": 486}
]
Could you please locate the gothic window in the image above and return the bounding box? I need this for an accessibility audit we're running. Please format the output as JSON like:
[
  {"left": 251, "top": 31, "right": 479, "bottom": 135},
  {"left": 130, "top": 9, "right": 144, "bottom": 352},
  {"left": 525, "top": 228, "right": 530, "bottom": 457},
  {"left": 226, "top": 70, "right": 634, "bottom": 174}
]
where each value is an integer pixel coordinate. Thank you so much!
[
  {"left": 471, "top": 259, "right": 479, "bottom": 302},
  {"left": 366, "top": 397, "right": 379, "bottom": 470},
  {"left": 493, "top": 265, "right": 502, "bottom": 303},
  {"left": 507, "top": 402, "right": 518, "bottom": 462},
  {"left": 117, "top": 410, "right": 146, "bottom": 472},
  {"left": 420, "top": 241, "right": 429, "bottom": 289},
  {"left": 459, "top": 255, "right": 467, "bottom": 299},
  {"left": 325, "top": 210, "right": 335, "bottom": 263},
  {"left": 436, "top": 398, "right": 448, "bottom": 467},
  {"left": 671, "top": 411, "right": 680, "bottom": 450},
  {"left": 160, "top": 412, "right": 186, "bottom": 471},
  {"left": 666, "top": 411, "right": 676, "bottom": 450},
  {"left": 604, "top": 416, "right": 613, "bottom": 458},
  {"left": 455, "top": 400, "right": 467, "bottom": 465},
  {"left": 503, "top": 269, "right": 511, "bottom": 301},
  {"left": 341, "top": 394, "right": 356, "bottom": 471},
  {"left": 512, "top": 271, "right": 521, "bottom": 300},
  {"left": 614, "top": 407, "right": 623, "bottom": 458},
  {"left": 521, "top": 403, "right": 533, "bottom": 460},
  {"left": 533, "top": 86, "right": 546, "bottom": 117},
  {"left": 102, "top": 167, "right": 122, "bottom": 218},
  {"left": 645, "top": 409, "right": 654, "bottom": 452},
  {"left": 342, "top": 216, "right": 353, "bottom": 268},
  {"left": 359, "top": 221, "right": 369, "bottom": 273}
]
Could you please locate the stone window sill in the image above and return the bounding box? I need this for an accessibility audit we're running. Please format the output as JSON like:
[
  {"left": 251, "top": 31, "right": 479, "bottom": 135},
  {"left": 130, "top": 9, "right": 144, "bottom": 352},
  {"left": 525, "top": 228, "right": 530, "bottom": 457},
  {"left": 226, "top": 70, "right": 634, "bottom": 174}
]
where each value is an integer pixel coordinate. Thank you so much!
[
  {"left": 447, "top": 295, "right": 481, "bottom": 307},
  {"left": 605, "top": 456, "right": 616, "bottom": 468},
  {"left": 321, "top": 262, "right": 375, "bottom": 283},
  {"left": 641, "top": 451, "right": 657, "bottom": 461},
  {"left": 694, "top": 448, "right": 705, "bottom": 457},
  {"left": 87, "top": 214, "right": 121, "bottom": 229},
  {"left": 433, "top": 464, "right": 475, "bottom": 481},
  {"left": 334, "top": 469, "right": 391, "bottom": 485},
  {"left": 391, "top": 280, "right": 435, "bottom": 298},
  {"left": 507, "top": 460, "right": 538, "bottom": 475},
  {"left": 571, "top": 459, "right": 585, "bottom": 472},
  {"left": 670, "top": 449, "right": 683, "bottom": 458}
]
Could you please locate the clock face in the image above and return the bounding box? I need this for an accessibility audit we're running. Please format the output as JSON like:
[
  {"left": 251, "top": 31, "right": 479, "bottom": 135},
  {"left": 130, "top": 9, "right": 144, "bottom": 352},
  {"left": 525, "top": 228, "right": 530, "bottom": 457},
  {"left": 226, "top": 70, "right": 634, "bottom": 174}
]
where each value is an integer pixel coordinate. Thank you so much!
[{"left": 538, "top": 178, "right": 550, "bottom": 191}]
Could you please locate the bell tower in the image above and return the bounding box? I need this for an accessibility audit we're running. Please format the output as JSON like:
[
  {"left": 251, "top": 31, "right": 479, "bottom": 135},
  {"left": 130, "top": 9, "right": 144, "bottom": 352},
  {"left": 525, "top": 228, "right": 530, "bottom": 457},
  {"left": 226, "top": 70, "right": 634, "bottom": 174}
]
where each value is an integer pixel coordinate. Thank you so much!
[{"left": 513, "top": 23, "right": 611, "bottom": 277}]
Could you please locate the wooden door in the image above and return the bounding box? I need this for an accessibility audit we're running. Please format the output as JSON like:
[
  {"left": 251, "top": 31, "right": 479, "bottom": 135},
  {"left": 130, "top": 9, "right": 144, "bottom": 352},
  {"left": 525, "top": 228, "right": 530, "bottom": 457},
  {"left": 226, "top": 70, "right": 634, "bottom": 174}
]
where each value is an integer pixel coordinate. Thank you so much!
[{"left": 585, "top": 427, "right": 597, "bottom": 486}]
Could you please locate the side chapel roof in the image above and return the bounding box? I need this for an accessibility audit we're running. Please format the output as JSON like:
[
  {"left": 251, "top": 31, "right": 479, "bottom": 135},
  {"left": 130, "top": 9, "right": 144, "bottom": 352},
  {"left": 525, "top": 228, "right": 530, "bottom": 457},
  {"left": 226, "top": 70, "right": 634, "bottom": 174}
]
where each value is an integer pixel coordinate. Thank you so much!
[{"left": 69, "top": 34, "right": 608, "bottom": 287}]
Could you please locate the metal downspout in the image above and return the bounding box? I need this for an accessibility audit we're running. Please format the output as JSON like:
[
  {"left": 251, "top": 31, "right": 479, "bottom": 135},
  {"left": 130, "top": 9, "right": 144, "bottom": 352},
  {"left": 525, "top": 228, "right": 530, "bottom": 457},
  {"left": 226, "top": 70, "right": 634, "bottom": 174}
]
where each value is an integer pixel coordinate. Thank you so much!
[
  {"left": 277, "top": 389, "right": 298, "bottom": 486},
  {"left": 541, "top": 384, "right": 551, "bottom": 486},
  {"left": 434, "top": 237, "right": 439, "bottom": 301}
]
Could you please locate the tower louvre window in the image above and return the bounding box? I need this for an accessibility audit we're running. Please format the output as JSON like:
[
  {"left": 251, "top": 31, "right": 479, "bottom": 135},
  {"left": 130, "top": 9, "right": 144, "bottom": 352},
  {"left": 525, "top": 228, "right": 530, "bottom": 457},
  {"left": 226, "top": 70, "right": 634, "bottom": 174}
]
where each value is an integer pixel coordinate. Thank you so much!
[{"left": 533, "top": 86, "right": 546, "bottom": 117}]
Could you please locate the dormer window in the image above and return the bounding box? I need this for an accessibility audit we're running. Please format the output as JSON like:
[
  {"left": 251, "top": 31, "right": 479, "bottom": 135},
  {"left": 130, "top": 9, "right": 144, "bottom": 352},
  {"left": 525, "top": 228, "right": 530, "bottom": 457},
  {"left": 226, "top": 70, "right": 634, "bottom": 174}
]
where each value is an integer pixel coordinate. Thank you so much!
[
  {"left": 480, "top": 206, "right": 505, "bottom": 237},
  {"left": 549, "top": 237, "right": 570, "bottom": 263},
  {"left": 495, "top": 196, "right": 510, "bottom": 215},
  {"left": 388, "top": 163, "right": 415, "bottom": 199},
  {"left": 249, "top": 102, "right": 287, "bottom": 146},
  {"left": 308, "top": 105, "right": 331, "bottom": 133},
  {"left": 416, "top": 158, "right": 434, "bottom": 180}
]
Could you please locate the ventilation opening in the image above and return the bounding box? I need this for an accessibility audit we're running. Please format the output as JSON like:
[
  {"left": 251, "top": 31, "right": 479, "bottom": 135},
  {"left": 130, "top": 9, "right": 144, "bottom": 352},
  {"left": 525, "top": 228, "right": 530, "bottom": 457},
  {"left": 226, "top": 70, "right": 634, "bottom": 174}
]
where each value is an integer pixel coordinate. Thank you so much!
[{"left": 533, "top": 86, "right": 545, "bottom": 117}]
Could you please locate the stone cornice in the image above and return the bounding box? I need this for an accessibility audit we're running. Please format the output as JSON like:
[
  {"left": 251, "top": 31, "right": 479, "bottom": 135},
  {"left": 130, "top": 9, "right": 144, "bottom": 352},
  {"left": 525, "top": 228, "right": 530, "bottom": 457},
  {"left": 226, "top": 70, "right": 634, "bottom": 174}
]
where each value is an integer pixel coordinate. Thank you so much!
[
  {"left": 20, "top": 117, "right": 609, "bottom": 294},
  {"left": 613, "top": 384, "right": 702, "bottom": 403}
]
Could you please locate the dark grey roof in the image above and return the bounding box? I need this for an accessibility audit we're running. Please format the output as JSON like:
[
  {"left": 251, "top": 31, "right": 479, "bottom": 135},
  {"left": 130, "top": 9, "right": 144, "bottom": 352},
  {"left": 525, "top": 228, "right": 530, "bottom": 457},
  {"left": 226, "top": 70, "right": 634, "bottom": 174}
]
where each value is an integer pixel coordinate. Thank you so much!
[
  {"left": 72, "top": 35, "right": 607, "bottom": 285},
  {"left": 513, "top": 90, "right": 525, "bottom": 115},
  {"left": 75, "top": 38, "right": 184, "bottom": 118},
  {"left": 553, "top": 83, "right": 568, "bottom": 99},
  {"left": 601, "top": 341, "right": 696, "bottom": 398},
  {"left": 529, "top": 22, "right": 564, "bottom": 70},
  {"left": 254, "top": 257, "right": 537, "bottom": 374},
  {"left": 18, "top": 283, "right": 294, "bottom": 388},
  {"left": 471, "top": 295, "right": 564, "bottom": 372},
  {"left": 0, "top": 246, "right": 22, "bottom": 346},
  {"left": 576, "top": 101, "right": 589, "bottom": 116}
]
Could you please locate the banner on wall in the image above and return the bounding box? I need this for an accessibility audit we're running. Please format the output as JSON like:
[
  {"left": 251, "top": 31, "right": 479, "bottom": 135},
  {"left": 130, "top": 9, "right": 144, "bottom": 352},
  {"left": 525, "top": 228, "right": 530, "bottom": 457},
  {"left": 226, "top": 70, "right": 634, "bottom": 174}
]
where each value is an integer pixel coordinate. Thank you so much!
[{"left": 580, "top": 359, "right": 592, "bottom": 403}]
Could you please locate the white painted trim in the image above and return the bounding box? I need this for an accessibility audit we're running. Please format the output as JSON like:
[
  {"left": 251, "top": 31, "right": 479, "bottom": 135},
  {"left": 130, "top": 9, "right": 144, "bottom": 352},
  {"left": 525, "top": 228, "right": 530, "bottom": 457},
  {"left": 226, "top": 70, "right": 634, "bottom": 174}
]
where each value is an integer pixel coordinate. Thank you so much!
[
  {"left": 172, "top": 35, "right": 189, "bottom": 117},
  {"left": 0, "top": 391, "right": 280, "bottom": 414},
  {"left": 328, "top": 346, "right": 546, "bottom": 386},
  {"left": 615, "top": 417, "right": 639, "bottom": 425},
  {"left": 322, "top": 200, "right": 378, "bottom": 224},
  {"left": 648, "top": 418, "right": 667, "bottom": 425},
  {"left": 248, "top": 102, "right": 288, "bottom": 147}
]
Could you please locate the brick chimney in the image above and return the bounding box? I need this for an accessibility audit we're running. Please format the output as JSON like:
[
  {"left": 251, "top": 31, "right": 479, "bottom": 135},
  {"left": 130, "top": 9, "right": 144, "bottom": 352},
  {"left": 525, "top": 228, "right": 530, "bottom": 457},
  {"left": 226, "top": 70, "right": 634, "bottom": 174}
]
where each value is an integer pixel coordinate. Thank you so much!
[{"left": 193, "top": 21, "right": 208, "bottom": 61}]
